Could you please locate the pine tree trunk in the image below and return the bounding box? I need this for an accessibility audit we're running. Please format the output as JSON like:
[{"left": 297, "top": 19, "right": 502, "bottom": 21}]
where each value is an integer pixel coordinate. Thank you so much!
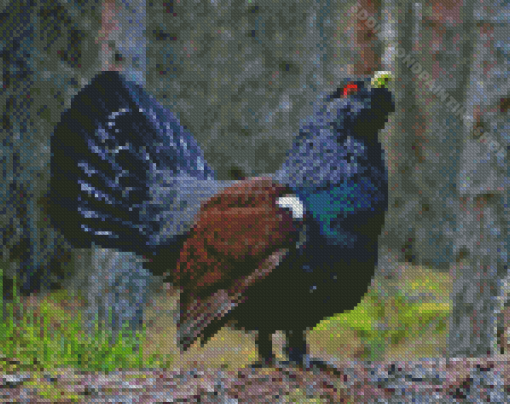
[{"left": 448, "top": 0, "right": 510, "bottom": 358}]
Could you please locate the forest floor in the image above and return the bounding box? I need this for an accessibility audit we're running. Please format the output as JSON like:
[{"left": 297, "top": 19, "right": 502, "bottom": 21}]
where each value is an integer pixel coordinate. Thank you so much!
[{"left": 1, "top": 263, "right": 509, "bottom": 402}]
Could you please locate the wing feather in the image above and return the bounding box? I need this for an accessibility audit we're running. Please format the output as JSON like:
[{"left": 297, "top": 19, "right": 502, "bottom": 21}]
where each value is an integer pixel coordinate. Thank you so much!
[
  {"left": 175, "top": 177, "right": 301, "bottom": 350},
  {"left": 178, "top": 249, "right": 289, "bottom": 351}
]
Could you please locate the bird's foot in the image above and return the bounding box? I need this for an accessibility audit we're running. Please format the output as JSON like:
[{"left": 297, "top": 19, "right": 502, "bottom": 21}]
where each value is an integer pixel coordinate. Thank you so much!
[
  {"left": 301, "top": 357, "right": 342, "bottom": 376},
  {"left": 279, "top": 352, "right": 341, "bottom": 375},
  {"left": 249, "top": 355, "right": 278, "bottom": 369},
  {"left": 248, "top": 356, "right": 341, "bottom": 376}
]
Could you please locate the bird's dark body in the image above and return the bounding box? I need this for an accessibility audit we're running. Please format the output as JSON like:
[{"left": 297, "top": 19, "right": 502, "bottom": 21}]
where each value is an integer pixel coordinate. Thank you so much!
[
  {"left": 204, "top": 82, "right": 391, "bottom": 362},
  {"left": 47, "top": 71, "right": 394, "bottom": 369},
  {"left": 229, "top": 231, "right": 379, "bottom": 334}
]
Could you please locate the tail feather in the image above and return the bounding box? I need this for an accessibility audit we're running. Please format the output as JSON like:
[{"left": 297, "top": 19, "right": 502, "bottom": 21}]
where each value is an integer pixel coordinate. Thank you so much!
[{"left": 49, "top": 71, "right": 216, "bottom": 257}]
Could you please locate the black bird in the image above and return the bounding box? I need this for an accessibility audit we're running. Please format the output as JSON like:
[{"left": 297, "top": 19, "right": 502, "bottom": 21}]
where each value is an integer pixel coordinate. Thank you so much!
[{"left": 48, "top": 70, "right": 394, "bottom": 370}]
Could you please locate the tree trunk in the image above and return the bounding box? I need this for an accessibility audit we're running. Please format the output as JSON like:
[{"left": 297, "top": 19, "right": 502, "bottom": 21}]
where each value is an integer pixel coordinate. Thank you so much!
[
  {"left": 67, "top": 0, "right": 152, "bottom": 342},
  {"left": 449, "top": 0, "right": 510, "bottom": 358},
  {"left": 0, "top": 0, "right": 104, "bottom": 295}
]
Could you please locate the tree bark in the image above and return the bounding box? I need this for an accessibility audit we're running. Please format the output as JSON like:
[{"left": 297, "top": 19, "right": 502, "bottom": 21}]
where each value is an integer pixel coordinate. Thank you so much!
[{"left": 449, "top": 0, "right": 510, "bottom": 357}]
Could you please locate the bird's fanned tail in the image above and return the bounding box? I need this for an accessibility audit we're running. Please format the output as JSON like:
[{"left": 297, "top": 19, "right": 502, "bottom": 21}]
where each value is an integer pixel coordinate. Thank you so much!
[{"left": 49, "top": 71, "right": 219, "bottom": 263}]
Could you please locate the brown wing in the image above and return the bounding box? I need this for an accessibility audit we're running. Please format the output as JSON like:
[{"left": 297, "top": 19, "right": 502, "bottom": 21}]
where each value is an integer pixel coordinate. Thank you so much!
[
  {"left": 174, "top": 177, "right": 301, "bottom": 350},
  {"left": 177, "top": 248, "right": 290, "bottom": 351}
]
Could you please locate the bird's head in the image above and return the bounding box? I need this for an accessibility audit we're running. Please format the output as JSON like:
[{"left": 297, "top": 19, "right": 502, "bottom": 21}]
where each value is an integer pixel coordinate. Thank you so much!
[{"left": 315, "top": 71, "right": 395, "bottom": 143}]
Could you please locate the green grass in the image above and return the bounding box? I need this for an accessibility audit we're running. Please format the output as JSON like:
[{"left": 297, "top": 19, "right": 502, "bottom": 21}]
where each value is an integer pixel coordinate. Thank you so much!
[
  {"left": 335, "top": 289, "right": 450, "bottom": 361},
  {"left": 1, "top": 264, "right": 452, "bottom": 374},
  {"left": 0, "top": 267, "right": 173, "bottom": 374},
  {"left": 314, "top": 266, "right": 452, "bottom": 362}
]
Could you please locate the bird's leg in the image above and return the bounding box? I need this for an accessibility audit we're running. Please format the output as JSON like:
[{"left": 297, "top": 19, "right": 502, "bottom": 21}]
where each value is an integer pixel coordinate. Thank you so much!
[
  {"left": 284, "top": 329, "right": 308, "bottom": 367},
  {"left": 284, "top": 329, "right": 341, "bottom": 374},
  {"left": 251, "top": 329, "right": 276, "bottom": 368}
]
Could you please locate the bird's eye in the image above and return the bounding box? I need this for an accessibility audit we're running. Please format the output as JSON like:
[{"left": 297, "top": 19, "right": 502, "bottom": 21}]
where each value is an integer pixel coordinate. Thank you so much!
[{"left": 342, "top": 83, "right": 359, "bottom": 98}]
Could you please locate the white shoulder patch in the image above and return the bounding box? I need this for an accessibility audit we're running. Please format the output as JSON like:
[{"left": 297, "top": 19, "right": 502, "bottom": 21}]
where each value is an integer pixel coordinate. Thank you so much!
[{"left": 276, "top": 194, "right": 305, "bottom": 220}]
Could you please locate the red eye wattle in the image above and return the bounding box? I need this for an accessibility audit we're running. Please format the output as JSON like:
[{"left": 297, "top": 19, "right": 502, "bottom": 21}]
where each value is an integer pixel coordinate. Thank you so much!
[{"left": 342, "top": 83, "right": 359, "bottom": 97}]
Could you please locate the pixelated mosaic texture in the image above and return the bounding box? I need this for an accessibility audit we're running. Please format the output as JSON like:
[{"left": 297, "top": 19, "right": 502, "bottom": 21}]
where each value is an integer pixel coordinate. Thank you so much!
[{"left": 0, "top": 0, "right": 509, "bottom": 367}]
